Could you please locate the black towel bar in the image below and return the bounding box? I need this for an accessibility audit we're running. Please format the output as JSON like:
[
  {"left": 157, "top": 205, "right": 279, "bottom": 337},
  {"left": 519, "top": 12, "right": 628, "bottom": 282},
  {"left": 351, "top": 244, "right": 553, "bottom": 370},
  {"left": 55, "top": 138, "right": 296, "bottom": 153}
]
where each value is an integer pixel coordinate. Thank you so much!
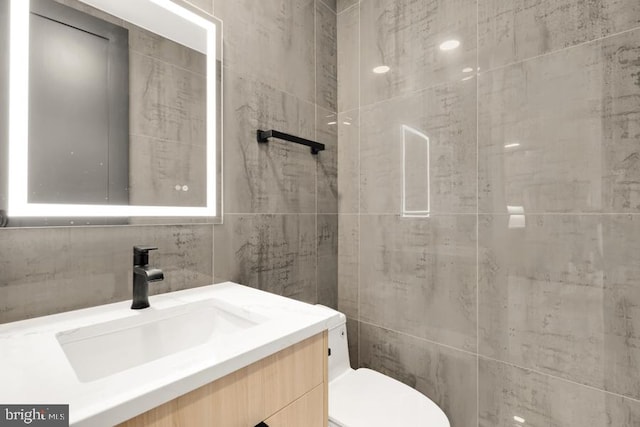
[{"left": 257, "top": 129, "right": 325, "bottom": 155}]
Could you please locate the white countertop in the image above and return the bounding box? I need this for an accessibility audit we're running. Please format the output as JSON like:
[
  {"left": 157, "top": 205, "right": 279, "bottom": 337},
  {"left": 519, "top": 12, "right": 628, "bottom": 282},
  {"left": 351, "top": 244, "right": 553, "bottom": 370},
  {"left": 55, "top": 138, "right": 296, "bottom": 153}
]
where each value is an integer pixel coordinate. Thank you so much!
[{"left": 0, "top": 282, "right": 339, "bottom": 426}]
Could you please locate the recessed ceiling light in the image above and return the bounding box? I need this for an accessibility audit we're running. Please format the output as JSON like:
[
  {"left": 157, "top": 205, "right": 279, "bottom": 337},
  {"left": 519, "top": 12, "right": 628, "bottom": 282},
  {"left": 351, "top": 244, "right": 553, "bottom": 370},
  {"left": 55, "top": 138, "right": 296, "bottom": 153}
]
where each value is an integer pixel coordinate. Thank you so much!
[
  {"left": 439, "top": 39, "right": 460, "bottom": 51},
  {"left": 373, "top": 65, "right": 390, "bottom": 74},
  {"left": 462, "top": 67, "right": 473, "bottom": 73}
]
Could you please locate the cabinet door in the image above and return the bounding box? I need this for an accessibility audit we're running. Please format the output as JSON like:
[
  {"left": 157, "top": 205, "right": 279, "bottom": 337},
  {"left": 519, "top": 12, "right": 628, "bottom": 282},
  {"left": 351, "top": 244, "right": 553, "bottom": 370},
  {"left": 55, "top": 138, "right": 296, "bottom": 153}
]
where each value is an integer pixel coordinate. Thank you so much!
[
  {"left": 262, "top": 384, "right": 324, "bottom": 427},
  {"left": 118, "top": 332, "right": 326, "bottom": 427}
]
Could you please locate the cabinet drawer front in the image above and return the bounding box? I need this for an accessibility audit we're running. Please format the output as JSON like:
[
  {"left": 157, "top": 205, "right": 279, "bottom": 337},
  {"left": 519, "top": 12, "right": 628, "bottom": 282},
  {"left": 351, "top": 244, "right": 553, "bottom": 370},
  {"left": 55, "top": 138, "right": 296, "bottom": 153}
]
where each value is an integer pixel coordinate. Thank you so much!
[
  {"left": 119, "top": 332, "right": 326, "bottom": 427},
  {"left": 257, "top": 332, "right": 324, "bottom": 415},
  {"left": 263, "top": 384, "right": 324, "bottom": 427}
]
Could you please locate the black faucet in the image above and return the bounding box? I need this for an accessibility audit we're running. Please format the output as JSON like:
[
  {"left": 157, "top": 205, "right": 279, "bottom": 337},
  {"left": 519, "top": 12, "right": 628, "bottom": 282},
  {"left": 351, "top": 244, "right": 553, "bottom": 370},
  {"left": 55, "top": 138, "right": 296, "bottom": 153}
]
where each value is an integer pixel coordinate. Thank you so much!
[{"left": 131, "top": 245, "right": 164, "bottom": 309}]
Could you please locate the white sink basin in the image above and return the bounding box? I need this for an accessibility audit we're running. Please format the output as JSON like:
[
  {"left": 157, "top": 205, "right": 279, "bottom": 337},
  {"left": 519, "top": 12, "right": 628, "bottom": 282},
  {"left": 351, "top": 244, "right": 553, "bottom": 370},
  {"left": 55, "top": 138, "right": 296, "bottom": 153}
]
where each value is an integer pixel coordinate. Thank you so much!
[
  {"left": 1, "top": 282, "right": 339, "bottom": 426},
  {"left": 56, "top": 299, "right": 260, "bottom": 382}
]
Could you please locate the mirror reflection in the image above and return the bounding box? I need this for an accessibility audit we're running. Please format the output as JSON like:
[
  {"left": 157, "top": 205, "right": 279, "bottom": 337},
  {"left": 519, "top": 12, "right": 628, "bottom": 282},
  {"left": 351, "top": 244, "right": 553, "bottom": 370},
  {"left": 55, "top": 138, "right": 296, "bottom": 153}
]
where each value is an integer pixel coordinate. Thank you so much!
[{"left": 1, "top": 0, "right": 220, "bottom": 226}]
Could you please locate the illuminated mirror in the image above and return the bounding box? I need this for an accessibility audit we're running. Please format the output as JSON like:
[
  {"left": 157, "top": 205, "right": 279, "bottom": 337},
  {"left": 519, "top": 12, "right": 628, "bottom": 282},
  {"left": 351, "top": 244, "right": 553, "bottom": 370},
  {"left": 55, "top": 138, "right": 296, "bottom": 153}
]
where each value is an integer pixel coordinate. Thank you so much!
[{"left": 1, "top": 0, "right": 221, "bottom": 226}]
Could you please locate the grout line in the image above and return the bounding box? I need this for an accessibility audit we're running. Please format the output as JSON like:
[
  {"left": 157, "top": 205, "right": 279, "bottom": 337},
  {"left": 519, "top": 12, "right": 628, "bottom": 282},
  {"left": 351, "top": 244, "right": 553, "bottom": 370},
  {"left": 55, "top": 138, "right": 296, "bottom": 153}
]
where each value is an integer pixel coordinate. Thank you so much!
[
  {"left": 357, "top": 75, "right": 467, "bottom": 114},
  {"left": 351, "top": 24, "right": 640, "bottom": 112},
  {"left": 358, "top": 319, "right": 479, "bottom": 357},
  {"left": 223, "top": 67, "right": 317, "bottom": 110},
  {"left": 128, "top": 132, "right": 205, "bottom": 147},
  {"left": 331, "top": 212, "right": 640, "bottom": 217},
  {"left": 359, "top": 319, "right": 640, "bottom": 406},
  {"left": 211, "top": 213, "right": 216, "bottom": 281},
  {"left": 475, "top": 0, "right": 480, "bottom": 424},
  {"left": 314, "top": 0, "right": 319, "bottom": 109},
  {"left": 314, "top": 0, "right": 319, "bottom": 305},
  {"left": 337, "top": 0, "right": 360, "bottom": 16},
  {"left": 357, "top": 212, "right": 478, "bottom": 216},
  {"left": 477, "top": 354, "right": 640, "bottom": 405},
  {"left": 129, "top": 49, "right": 206, "bottom": 77},
  {"left": 476, "top": 212, "right": 640, "bottom": 216},
  {"left": 223, "top": 213, "right": 320, "bottom": 216},
  {"left": 318, "top": 0, "right": 337, "bottom": 14},
  {"left": 356, "top": 0, "right": 362, "bottom": 369},
  {"left": 478, "top": 25, "right": 640, "bottom": 76}
]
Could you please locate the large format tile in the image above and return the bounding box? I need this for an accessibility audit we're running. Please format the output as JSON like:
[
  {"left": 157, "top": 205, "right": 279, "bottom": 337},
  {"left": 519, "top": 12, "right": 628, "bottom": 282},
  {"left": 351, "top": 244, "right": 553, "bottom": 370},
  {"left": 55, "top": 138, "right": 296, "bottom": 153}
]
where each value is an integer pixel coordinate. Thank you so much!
[
  {"left": 479, "top": 214, "right": 640, "bottom": 400},
  {"left": 337, "top": 110, "right": 359, "bottom": 213},
  {"left": 360, "top": 80, "right": 477, "bottom": 215},
  {"left": 0, "top": 225, "right": 213, "bottom": 324},
  {"left": 213, "top": 214, "right": 317, "bottom": 304},
  {"left": 479, "top": 0, "right": 640, "bottom": 70},
  {"left": 360, "top": 322, "right": 477, "bottom": 427},
  {"left": 479, "top": 358, "right": 640, "bottom": 427},
  {"left": 360, "top": 215, "right": 477, "bottom": 351},
  {"left": 316, "top": 0, "right": 338, "bottom": 112},
  {"left": 213, "top": 0, "right": 316, "bottom": 104},
  {"left": 317, "top": 107, "right": 338, "bottom": 214},
  {"left": 337, "top": 214, "right": 358, "bottom": 319},
  {"left": 337, "top": 4, "right": 359, "bottom": 112},
  {"left": 317, "top": 214, "right": 338, "bottom": 309},
  {"left": 360, "top": 0, "right": 477, "bottom": 106},
  {"left": 478, "top": 28, "right": 640, "bottom": 214},
  {"left": 222, "top": 71, "right": 317, "bottom": 214}
]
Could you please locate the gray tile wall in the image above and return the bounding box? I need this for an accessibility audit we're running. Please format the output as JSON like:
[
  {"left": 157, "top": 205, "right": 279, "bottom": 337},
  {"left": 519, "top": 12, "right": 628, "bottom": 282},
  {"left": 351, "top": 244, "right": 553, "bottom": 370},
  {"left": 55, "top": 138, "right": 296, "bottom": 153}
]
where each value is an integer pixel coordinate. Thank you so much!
[
  {"left": 212, "top": 0, "right": 338, "bottom": 309},
  {"left": 338, "top": 0, "right": 640, "bottom": 425},
  {"left": 0, "top": 0, "right": 337, "bottom": 323}
]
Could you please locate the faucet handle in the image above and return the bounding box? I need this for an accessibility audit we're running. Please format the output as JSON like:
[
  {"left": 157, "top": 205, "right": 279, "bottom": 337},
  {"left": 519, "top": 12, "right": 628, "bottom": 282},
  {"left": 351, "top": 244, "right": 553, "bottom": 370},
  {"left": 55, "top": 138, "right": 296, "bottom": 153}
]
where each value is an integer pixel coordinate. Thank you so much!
[
  {"left": 134, "top": 245, "right": 158, "bottom": 254},
  {"left": 133, "top": 245, "right": 158, "bottom": 266}
]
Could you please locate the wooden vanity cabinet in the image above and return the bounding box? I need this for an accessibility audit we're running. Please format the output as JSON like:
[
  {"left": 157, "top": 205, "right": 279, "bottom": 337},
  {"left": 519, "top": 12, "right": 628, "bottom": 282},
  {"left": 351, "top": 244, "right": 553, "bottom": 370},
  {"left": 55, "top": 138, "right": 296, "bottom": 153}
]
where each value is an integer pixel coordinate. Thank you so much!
[{"left": 119, "top": 332, "right": 328, "bottom": 427}]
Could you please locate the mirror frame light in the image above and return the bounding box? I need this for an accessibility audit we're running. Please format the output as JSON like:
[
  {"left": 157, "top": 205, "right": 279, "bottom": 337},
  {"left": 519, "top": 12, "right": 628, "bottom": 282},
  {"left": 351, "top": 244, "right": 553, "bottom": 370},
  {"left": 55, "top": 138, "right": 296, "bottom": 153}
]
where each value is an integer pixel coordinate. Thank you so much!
[{"left": 8, "top": 0, "right": 218, "bottom": 218}]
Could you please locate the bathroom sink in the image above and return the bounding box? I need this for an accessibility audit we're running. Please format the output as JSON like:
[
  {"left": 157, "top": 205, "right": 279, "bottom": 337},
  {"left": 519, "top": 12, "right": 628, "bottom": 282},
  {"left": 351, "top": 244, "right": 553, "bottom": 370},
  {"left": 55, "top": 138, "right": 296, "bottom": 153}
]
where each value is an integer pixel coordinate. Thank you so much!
[
  {"left": 1, "top": 282, "right": 338, "bottom": 426},
  {"left": 56, "top": 299, "right": 260, "bottom": 382}
]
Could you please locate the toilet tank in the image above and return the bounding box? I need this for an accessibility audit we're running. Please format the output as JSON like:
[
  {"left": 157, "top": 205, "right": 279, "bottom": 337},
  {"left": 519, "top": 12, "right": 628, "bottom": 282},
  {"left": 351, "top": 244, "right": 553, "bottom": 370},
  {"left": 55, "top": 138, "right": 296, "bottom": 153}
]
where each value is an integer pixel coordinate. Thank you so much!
[{"left": 315, "top": 305, "right": 352, "bottom": 383}]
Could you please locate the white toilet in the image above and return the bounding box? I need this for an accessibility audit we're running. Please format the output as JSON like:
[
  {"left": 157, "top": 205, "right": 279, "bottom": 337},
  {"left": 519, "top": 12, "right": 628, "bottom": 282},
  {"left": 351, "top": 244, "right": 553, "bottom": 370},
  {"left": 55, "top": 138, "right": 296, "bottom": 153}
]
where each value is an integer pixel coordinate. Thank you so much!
[{"left": 316, "top": 306, "right": 450, "bottom": 427}]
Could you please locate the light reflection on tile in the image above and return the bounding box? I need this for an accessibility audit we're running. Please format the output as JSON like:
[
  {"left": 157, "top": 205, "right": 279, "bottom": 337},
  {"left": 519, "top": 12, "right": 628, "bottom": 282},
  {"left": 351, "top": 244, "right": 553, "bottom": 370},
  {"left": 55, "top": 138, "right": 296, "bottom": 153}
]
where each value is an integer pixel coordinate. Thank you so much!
[
  {"left": 479, "top": 214, "right": 640, "bottom": 400},
  {"left": 360, "top": 0, "right": 477, "bottom": 106},
  {"left": 479, "top": 28, "right": 640, "bottom": 214},
  {"left": 360, "top": 214, "right": 477, "bottom": 351},
  {"left": 479, "top": 0, "right": 640, "bottom": 70},
  {"left": 479, "top": 358, "right": 640, "bottom": 427},
  {"left": 360, "top": 81, "right": 477, "bottom": 214}
]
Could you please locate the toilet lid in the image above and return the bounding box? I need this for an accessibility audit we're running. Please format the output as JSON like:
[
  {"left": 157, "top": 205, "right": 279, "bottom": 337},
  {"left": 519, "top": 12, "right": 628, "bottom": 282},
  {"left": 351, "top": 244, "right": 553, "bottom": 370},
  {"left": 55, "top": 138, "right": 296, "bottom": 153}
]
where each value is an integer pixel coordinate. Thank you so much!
[{"left": 329, "top": 368, "right": 450, "bottom": 427}]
